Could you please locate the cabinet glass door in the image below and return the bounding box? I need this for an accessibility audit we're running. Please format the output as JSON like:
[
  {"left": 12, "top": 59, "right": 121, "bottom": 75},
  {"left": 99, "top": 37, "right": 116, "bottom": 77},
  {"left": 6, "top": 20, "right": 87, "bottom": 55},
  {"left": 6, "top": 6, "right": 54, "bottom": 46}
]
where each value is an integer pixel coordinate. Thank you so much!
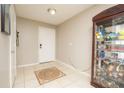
[{"left": 94, "top": 14, "right": 124, "bottom": 88}]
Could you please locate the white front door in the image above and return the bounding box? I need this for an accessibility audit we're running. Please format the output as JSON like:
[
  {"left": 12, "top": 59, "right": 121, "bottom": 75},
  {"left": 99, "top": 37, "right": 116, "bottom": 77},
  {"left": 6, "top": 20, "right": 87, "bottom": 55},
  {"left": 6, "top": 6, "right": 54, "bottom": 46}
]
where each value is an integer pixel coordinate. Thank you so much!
[{"left": 38, "top": 26, "right": 55, "bottom": 63}]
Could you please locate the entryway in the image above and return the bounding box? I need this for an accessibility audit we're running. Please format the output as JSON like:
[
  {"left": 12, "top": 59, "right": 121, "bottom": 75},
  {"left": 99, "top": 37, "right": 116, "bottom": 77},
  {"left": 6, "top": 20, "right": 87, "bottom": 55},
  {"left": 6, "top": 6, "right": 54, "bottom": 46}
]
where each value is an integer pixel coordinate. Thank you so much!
[{"left": 13, "top": 61, "right": 93, "bottom": 88}]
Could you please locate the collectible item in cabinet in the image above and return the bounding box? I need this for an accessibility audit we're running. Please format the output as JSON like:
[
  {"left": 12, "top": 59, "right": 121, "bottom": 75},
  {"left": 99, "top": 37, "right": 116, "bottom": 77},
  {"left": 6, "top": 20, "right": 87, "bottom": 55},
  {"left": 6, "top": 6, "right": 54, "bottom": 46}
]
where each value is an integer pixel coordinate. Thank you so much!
[{"left": 91, "top": 5, "right": 124, "bottom": 88}]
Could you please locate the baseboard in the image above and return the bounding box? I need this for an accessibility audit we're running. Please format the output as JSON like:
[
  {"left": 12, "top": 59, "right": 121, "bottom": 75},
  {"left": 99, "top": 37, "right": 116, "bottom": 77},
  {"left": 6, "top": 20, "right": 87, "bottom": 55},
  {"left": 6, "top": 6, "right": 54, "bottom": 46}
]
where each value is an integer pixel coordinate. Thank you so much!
[
  {"left": 56, "top": 59, "right": 90, "bottom": 77},
  {"left": 17, "top": 60, "right": 57, "bottom": 68},
  {"left": 17, "top": 62, "right": 40, "bottom": 68}
]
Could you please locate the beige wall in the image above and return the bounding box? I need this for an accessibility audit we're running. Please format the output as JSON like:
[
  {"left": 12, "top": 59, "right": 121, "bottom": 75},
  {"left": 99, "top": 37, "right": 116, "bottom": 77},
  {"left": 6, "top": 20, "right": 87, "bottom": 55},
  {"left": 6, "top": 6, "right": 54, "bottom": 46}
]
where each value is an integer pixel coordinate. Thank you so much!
[
  {"left": 0, "top": 12, "right": 10, "bottom": 87},
  {"left": 0, "top": 5, "right": 16, "bottom": 87},
  {"left": 56, "top": 4, "right": 116, "bottom": 74},
  {"left": 16, "top": 17, "right": 56, "bottom": 66}
]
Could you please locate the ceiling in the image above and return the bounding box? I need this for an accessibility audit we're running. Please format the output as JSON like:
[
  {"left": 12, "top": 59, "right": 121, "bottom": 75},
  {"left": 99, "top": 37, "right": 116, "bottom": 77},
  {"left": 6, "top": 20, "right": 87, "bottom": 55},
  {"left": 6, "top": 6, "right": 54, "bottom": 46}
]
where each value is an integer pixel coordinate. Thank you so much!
[{"left": 15, "top": 4, "right": 94, "bottom": 25}]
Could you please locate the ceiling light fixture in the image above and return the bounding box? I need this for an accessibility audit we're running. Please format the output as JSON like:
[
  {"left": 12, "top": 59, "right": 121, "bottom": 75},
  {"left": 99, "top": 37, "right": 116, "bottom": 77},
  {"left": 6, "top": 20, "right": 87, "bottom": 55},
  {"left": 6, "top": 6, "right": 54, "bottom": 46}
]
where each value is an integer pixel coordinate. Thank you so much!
[{"left": 48, "top": 8, "right": 56, "bottom": 15}]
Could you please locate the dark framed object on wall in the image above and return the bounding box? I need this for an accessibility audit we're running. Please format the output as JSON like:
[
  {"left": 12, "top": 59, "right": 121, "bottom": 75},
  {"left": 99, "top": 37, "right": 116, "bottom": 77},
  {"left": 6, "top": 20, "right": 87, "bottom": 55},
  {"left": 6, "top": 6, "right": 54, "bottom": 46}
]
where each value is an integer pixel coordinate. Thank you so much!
[
  {"left": 91, "top": 4, "right": 124, "bottom": 88},
  {"left": 1, "top": 4, "right": 11, "bottom": 35}
]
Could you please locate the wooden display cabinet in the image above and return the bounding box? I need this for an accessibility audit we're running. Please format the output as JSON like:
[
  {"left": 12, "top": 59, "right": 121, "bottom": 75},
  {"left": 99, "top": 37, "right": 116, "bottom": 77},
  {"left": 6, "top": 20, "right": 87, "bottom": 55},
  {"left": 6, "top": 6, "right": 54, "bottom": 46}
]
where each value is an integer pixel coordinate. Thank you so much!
[{"left": 91, "top": 4, "right": 124, "bottom": 88}]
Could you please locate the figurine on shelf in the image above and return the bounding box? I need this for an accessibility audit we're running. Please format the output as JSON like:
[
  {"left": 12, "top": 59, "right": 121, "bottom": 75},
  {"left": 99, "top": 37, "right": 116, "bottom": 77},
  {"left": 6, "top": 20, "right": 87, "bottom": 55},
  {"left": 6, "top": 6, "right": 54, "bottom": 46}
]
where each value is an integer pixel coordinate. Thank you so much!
[
  {"left": 116, "top": 64, "right": 124, "bottom": 83},
  {"left": 98, "top": 41, "right": 105, "bottom": 50},
  {"left": 105, "top": 32, "right": 113, "bottom": 41},
  {"left": 103, "top": 59, "right": 111, "bottom": 65},
  {"left": 99, "top": 51, "right": 105, "bottom": 58},
  {"left": 96, "top": 25, "right": 105, "bottom": 41},
  {"left": 116, "top": 64, "right": 124, "bottom": 75},
  {"left": 96, "top": 32, "right": 100, "bottom": 39},
  {"left": 100, "top": 25, "right": 106, "bottom": 36},
  {"left": 105, "top": 35, "right": 112, "bottom": 41},
  {"left": 106, "top": 45, "right": 111, "bottom": 51},
  {"left": 109, "top": 32, "right": 118, "bottom": 40},
  {"left": 111, "top": 53, "right": 118, "bottom": 59},
  {"left": 106, "top": 63, "right": 119, "bottom": 77}
]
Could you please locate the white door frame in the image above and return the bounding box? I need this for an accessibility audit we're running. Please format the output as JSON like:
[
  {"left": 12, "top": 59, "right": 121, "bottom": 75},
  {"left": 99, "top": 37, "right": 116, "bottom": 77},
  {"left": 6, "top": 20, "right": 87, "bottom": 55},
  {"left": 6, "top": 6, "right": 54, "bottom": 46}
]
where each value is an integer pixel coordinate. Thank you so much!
[{"left": 9, "top": 5, "right": 16, "bottom": 88}]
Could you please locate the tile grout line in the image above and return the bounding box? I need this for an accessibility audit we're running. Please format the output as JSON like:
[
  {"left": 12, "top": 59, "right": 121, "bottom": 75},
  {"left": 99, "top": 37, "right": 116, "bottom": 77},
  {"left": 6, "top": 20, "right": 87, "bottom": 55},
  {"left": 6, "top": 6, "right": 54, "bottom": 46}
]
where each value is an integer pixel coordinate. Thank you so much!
[{"left": 23, "top": 67, "right": 26, "bottom": 88}]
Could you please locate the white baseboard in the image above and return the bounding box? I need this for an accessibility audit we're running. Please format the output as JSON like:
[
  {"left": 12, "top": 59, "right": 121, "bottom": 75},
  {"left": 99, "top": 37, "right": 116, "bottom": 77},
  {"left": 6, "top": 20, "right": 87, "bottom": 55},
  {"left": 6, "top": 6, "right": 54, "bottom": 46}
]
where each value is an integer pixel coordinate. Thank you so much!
[
  {"left": 17, "top": 60, "right": 56, "bottom": 68},
  {"left": 17, "top": 62, "right": 39, "bottom": 68},
  {"left": 56, "top": 59, "right": 90, "bottom": 77},
  {"left": 56, "top": 59, "right": 76, "bottom": 70}
]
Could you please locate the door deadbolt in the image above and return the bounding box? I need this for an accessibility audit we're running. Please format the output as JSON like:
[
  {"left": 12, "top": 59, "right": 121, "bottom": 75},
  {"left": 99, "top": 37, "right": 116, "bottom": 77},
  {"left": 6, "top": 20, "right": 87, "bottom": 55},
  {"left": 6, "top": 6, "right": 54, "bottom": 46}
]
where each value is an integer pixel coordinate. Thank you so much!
[{"left": 40, "top": 44, "right": 42, "bottom": 48}]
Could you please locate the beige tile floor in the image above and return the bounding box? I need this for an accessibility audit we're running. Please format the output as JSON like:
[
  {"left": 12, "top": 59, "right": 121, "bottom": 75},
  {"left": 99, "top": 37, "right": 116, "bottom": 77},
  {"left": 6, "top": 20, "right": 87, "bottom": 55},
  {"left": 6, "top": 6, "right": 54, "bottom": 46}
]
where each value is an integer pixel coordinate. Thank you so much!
[{"left": 13, "top": 61, "right": 93, "bottom": 88}]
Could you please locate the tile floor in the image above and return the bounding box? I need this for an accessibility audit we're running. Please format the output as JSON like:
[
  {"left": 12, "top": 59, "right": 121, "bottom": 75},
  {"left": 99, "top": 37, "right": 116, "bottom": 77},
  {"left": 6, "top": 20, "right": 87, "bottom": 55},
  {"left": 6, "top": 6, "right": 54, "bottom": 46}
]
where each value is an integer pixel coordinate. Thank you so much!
[{"left": 13, "top": 61, "right": 93, "bottom": 88}]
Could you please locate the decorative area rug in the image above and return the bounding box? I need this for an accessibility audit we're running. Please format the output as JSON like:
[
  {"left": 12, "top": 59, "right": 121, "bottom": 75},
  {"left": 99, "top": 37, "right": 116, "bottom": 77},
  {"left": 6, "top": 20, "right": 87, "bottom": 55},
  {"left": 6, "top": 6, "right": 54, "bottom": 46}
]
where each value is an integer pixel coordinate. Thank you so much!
[{"left": 35, "top": 67, "right": 66, "bottom": 85}]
